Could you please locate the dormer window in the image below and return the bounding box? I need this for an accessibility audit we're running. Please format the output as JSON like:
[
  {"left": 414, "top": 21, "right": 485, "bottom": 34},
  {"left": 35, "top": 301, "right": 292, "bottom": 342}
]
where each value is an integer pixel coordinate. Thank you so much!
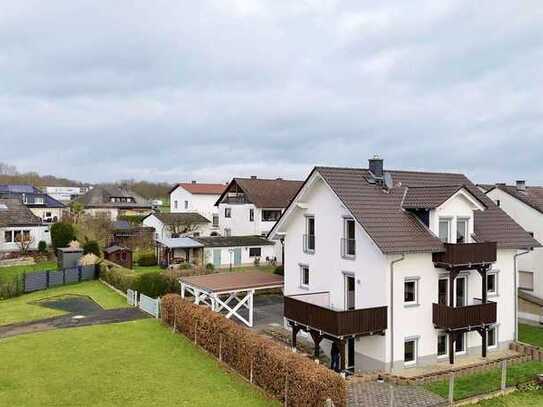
[{"left": 439, "top": 218, "right": 451, "bottom": 243}]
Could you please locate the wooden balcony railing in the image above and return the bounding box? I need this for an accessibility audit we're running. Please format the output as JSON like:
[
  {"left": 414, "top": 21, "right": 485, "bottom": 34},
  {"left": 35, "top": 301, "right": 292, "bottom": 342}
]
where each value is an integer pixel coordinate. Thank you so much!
[
  {"left": 432, "top": 302, "right": 497, "bottom": 330},
  {"left": 284, "top": 295, "right": 387, "bottom": 337},
  {"left": 433, "top": 242, "right": 497, "bottom": 269}
]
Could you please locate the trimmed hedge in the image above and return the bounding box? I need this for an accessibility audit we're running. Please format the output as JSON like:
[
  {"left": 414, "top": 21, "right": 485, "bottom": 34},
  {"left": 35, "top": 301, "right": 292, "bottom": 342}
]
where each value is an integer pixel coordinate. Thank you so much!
[
  {"left": 99, "top": 261, "right": 138, "bottom": 292},
  {"left": 161, "top": 294, "right": 346, "bottom": 407},
  {"left": 137, "top": 252, "right": 157, "bottom": 266}
]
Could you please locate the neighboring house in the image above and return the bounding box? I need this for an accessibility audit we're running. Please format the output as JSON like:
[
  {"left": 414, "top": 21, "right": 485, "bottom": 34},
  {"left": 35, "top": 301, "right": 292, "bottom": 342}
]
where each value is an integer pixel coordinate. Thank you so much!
[
  {"left": 109, "top": 220, "right": 154, "bottom": 249},
  {"left": 483, "top": 181, "right": 543, "bottom": 322},
  {"left": 0, "top": 184, "right": 65, "bottom": 223},
  {"left": 143, "top": 212, "right": 212, "bottom": 240},
  {"left": 269, "top": 156, "right": 539, "bottom": 373},
  {"left": 45, "top": 185, "right": 91, "bottom": 203},
  {"left": 169, "top": 181, "right": 226, "bottom": 227},
  {"left": 193, "top": 236, "right": 276, "bottom": 269},
  {"left": 74, "top": 185, "right": 153, "bottom": 221},
  {"left": 0, "top": 198, "right": 51, "bottom": 255}
]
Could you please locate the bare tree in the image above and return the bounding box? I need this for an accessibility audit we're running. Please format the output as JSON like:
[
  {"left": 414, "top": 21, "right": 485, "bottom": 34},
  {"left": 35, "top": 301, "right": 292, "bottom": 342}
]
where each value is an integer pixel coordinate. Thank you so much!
[
  {"left": 168, "top": 219, "right": 201, "bottom": 237},
  {"left": 16, "top": 233, "right": 34, "bottom": 254}
]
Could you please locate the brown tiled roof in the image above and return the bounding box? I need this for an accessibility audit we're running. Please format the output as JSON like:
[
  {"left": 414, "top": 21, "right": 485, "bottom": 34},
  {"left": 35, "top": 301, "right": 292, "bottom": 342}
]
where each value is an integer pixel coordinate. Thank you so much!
[
  {"left": 173, "top": 183, "right": 226, "bottom": 195},
  {"left": 0, "top": 198, "right": 43, "bottom": 227},
  {"left": 487, "top": 184, "right": 543, "bottom": 215},
  {"left": 402, "top": 185, "right": 487, "bottom": 209},
  {"left": 194, "top": 235, "right": 274, "bottom": 248},
  {"left": 217, "top": 178, "right": 304, "bottom": 208},
  {"left": 314, "top": 167, "right": 539, "bottom": 254},
  {"left": 75, "top": 185, "right": 152, "bottom": 209},
  {"left": 150, "top": 212, "right": 210, "bottom": 225},
  {"left": 180, "top": 271, "right": 283, "bottom": 293}
]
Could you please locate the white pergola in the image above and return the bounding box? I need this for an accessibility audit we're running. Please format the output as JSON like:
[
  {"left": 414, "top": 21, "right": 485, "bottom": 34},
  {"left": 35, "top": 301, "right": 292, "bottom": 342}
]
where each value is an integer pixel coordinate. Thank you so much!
[{"left": 180, "top": 271, "right": 284, "bottom": 327}]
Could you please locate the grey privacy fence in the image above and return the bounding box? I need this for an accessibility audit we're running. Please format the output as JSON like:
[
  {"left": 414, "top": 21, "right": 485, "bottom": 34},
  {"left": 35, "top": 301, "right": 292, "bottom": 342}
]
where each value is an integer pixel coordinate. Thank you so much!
[{"left": 23, "top": 265, "right": 97, "bottom": 293}]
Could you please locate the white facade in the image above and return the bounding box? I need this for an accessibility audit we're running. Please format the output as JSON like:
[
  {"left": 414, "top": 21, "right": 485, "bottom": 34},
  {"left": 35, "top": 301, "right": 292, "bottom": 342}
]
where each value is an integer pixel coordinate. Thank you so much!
[
  {"left": 143, "top": 214, "right": 213, "bottom": 240},
  {"left": 203, "top": 244, "right": 276, "bottom": 269},
  {"left": 28, "top": 207, "right": 64, "bottom": 223},
  {"left": 218, "top": 203, "right": 280, "bottom": 237},
  {"left": 273, "top": 172, "right": 518, "bottom": 372},
  {"left": 0, "top": 225, "right": 51, "bottom": 253},
  {"left": 170, "top": 186, "right": 221, "bottom": 226},
  {"left": 45, "top": 186, "right": 89, "bottom": 202},
  {"left": 486, "top": 188, "right": 543, "bottom": 302}
]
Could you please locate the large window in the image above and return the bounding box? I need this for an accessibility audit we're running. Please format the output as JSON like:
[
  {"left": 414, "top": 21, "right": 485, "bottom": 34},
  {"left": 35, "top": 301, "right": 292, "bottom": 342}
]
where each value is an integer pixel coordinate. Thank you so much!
[
  {"left": 262, "top": 210, "right": 281, "bottom": 222},
  {"left": 404, "top": 279, "right": 418, "bottom": 306},
  {"left": 224, "top": 207, "right": 231, "bottom": 218},
  {"left": 438, "top": 278, "right": 448, "bottom": 305},
  {"left": 249, "top": 247, "right": 261, "bottom": 257},
  {"left": 456, "top": 218, "right": 469, "bottom": 243},
  {"left": 300, "top": 265, "right": 310, "bottom": 288},
  {"left": 404, "top": 338, "right": 417, "bottom": 366},
  {"left": 304, "top": 216, "right": 315, "bottom": 253},
  {"left": 437, "top": 334, "right": 448, "bottom": 357},
  {"left": 342, "top": 218, "right": 356, "bottom": 257},
  {"left": 439, "top": 218, "right": 451, "bottom": 242},
  {"left": 3, "top": 229, "right": 31, "bottom": 243},
  {"left": 487, "top": 272, "right": 497, "bottom": 296}
]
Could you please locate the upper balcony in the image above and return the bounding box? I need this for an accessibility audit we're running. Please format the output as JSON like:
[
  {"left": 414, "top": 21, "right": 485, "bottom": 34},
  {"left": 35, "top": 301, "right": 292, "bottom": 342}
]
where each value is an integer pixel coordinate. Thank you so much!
[
  {"left": 432, "top": 242, "right": 497, "bottom": 270},
  {"left": 284, "top": 292, "right": 387, "bottom": 337},
  {"left": 432, "top": 301, "right": 497, "bottom": 331}
]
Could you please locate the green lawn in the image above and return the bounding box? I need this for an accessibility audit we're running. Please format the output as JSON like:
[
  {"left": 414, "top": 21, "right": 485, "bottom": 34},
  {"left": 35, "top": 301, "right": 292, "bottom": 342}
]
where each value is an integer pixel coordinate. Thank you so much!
[
  {"left": 133, "top": 265, "right": 163, "bottom": 273},
  {"left": 0, "top": 261, "right": 57, "bottom": 282},
  {"left": 475, "top": 390, "right": 543, "bottom": 406},
  {"left": 0, "top": 281, "right": 127, "bottom": 326},
  {"left": 425, "top": 361, "right": 543, "bottom": 400},
  {"left": 519, "top": 324, "right": 543, "bottom": 348},
  {"left": 0, "top": 319, "right": 277, "bottom": 406}
]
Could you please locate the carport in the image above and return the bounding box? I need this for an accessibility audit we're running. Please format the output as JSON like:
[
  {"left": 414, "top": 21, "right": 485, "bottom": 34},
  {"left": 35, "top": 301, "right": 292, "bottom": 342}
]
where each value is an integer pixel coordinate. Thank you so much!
[{"left": 180, "top": 271, "right": 283, "bottom": 327}]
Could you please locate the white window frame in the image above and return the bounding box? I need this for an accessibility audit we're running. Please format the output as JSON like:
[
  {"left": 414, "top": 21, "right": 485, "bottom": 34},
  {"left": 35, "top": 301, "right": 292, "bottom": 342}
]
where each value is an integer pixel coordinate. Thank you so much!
[
  {"left": 299, "top": 264, "right": 310, "bottom": 289},
  {"left": 487, "top": 271, "right": 499, "bottom": 297},
  {"left": 212, "top": 214, "right": 219, "bottom": 228},
  {"left": 304, "top": 215, "right": 315, "bottom": 254},
  {"left": 342, "top": 217, "right": 356, "bottom": 259},
  {"left": 249, "top": 208, "right": 254, "bottom": 222},
  {"left": 404, "top": 277, "right": 419, "bottom": 307},
  {"left": 487, "top": 326, "right": 498, "bottom": 349},
  {"left": 437, "top": 333, "right": 448, "bottom": 359},
  {"left": 248, "top": 247, "right": 261, "bottom": 258},
  {"left": 184, "top": 200, "right": 189, "bottom": 209},
  {"left": 456, "top": 217, "right": 470, "bottom": 244},
  {"left": 404, "top": 337, "right": 418, "bottom": 366},
  {"left": 439, "top": 218, "right": 451, "bottom": 243},
  {"left": 455, "top": 332, "right": 467, "bottom": 355},
  {"left": 174, "top": 200, "right": 178, "bottom": 209},
  {"left": 438, "top": 276, "right": 449, "bottom": 305},
  {"left": 225, "top": 207, "right": 231, "bottom": 218}
]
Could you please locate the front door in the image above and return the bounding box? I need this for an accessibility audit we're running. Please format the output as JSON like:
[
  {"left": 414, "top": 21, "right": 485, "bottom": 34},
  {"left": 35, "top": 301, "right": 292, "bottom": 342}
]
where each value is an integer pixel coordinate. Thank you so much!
[
  {"left": 345, "top": 275, "right": 355, "bottom": 310},
  {"left": 213, "top": 249, "right": 222, "bottom": 267},
  {"left": 347, "top": 338, "right": 355, "bottom": 370},
  {"left": 456, "top": 277, "right": 467, "bottom": 307},
  {"left": 233, "top": 248, "right": 242, "bottom": 266}
]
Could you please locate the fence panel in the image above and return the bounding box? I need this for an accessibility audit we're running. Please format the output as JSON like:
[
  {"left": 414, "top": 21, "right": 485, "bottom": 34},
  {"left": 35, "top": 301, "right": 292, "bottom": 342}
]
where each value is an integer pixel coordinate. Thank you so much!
[
  {"left": 24, "top": 271, "right": 48, "bottom": 292},
  {"left": 48, "top": 270, "right": 65, "bottom": 287},
  {"left": 139, "top": 293, "right": 160, "bottom": 318},
  {"left": 127, "top": 289, "right": 138, "bottom": 306},
  {"left": 64, "top": 267, "right": 80, "bottom": 284},
  {"left": 80, "top": 265, "right": 96, "bottom": 281}
]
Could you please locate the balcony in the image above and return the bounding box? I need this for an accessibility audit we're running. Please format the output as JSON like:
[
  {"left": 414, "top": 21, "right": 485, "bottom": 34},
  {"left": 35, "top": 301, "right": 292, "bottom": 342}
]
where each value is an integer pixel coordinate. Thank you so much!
[
  {"left": 433, "top": 242, "right": 497, "bottom": 270},
  {"left": 433, "top": 302, "right": 497, "bottom": 331},
  {"left": 284, "top": 293, "right": 387, "bottom": 337},
  {"left": 303, "top": 234, "right": 315, "bottom": 254},
  {"left": 341, "top": 238, "right": 356, "bottom": 258}
]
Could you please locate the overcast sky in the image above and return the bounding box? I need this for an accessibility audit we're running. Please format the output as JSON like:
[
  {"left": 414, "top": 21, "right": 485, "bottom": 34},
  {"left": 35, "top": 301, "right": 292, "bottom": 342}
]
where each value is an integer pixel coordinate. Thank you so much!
[{"left": 1, "top": 1, "right": 542, "bottom": 185}]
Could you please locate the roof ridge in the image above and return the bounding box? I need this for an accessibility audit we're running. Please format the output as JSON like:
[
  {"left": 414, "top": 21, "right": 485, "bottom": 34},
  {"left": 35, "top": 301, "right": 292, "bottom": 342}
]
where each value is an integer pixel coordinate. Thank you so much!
[{"left": 315, "top": 165, "right": 466, "bottom": 176}]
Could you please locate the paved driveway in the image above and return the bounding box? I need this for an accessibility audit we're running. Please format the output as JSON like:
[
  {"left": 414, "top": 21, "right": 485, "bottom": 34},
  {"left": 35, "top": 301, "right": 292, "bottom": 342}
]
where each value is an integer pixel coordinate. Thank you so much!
[{"left": 348, "top": 382, "right": 446, "bottom": 407}]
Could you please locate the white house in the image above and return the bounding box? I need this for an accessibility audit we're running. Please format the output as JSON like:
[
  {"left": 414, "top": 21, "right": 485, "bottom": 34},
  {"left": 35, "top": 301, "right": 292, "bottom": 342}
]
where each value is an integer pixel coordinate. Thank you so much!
[
  {"left": 483, "top": 181, "right": 543, "bottom": 322},
  {"left": 0, "top": 184, "right": 65, "bottom": 223},
  {"left": 0, "top": 198, "right": 51, "bottom": 256},
  {"left": 45, "top": 185, "right": 91, "bottom": 203},
  {"left": 143, "top": 212, "right": 213, "bottom": 240},
  {"left": 269, "top": 157, "right": 539, "bottom": 373},
  {"left": 194, "top": 236, "right": 276, "bottom": 269},
  {"left": 169, "top": 182, "right": 226, "bottom": 226}
]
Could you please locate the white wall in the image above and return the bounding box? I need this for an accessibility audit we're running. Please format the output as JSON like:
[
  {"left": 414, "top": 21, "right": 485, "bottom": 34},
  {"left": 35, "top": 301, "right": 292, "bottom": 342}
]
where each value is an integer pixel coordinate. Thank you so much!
[
  {"left": 428, "top": 191, "right": 479, "bottom": 242},
  {"left": 143, "top": 214, "right": 214, "bottom": 239},
  {"left": 203, "top": 244, "right": 276, "bottom": 268},
  {"left": 29, "top": 207, "right": 64, "bottom": 223},
  {"left": 0, "top": 225, "right": 51, "bottom": 252},
  {"left": 487, "top": 188, "right": 543, "bottom": 299},
  {"left": 170, "top": 186, "right": 220, "bottom": 223}
]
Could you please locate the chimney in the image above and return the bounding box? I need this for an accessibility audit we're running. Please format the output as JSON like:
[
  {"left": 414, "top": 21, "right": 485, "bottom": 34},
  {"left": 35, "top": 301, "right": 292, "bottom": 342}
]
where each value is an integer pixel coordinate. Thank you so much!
[
  {"left": 276, "top": 177, "right": 283, "bottom": 180},
  {"left": 516, "top": 180, "right": 526, "bottom": 191},
  {"left": 369, "top": 155, "right": 384, "bottom": 178},
  {"left": 191, "top": 180, "right": 197, "bottom": 184},
  {"left": 250, "top": 176, "right": 257, "bottom": 179}
]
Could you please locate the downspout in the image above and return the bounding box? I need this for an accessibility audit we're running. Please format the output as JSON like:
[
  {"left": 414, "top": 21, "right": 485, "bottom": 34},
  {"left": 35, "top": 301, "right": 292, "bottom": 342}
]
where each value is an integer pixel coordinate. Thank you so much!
[
  {"left": 389, "top": 254, "right": 406, "bottom": 372},
  {"left": 514, "top": 249, "right": 530, "bottom": 341}
]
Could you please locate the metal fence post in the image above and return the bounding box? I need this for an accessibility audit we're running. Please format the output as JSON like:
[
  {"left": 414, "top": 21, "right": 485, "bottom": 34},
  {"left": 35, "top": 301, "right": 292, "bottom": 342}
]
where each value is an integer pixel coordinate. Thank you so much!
[
  {"left": 46, "top": 270, "right": 50, "bottom": 289},
  {"left": 78, "top": 266, "right": 82, "bottom": 282},
  {"left": 62, "top": 268, "right": 66, "bottom": 285},
  {"left": 501, "top": 360, "right": 507, "bottom": 391},
  {"left": 448, "top": 372, "right": 455, "bottom": 405}
]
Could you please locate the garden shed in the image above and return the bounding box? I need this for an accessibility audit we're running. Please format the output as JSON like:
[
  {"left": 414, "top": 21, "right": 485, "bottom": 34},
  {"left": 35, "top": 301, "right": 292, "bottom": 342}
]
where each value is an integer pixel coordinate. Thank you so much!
[
  {"left": 103, "top": 245, "right": 133, "bottom": 269},
  {"left": 57, "top": 247, "right": 83, "bottom": 269}
]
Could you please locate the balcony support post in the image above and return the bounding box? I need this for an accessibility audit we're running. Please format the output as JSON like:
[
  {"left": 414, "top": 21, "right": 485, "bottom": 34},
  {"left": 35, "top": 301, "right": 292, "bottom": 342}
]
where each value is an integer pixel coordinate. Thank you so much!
[
  {"left": 339, "top": 338, "right": 346, "bottom": 372},
  {"left": 310, "top": 330, "right": 323, "bottom": 360},
  {"left": 449, "top": 270, "right": 459, "bottom": 308},
  {"left": 290, "top": 324, "right": 300, "bottom": 350},
  {"left": 477, "top": 266, "right": 490, "bottom": 304},
  {"left": 448, "top": 332, "right": 456, "bottom": 365},
  {"left": 477, "top": 327, "right": 488, "bottom": 358}
]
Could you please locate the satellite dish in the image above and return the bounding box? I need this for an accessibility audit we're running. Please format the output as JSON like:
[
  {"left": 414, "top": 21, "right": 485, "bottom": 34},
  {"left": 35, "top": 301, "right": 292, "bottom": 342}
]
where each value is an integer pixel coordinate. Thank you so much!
[{"left": 383, "top": 173, "right": 393, "bottom": 190}]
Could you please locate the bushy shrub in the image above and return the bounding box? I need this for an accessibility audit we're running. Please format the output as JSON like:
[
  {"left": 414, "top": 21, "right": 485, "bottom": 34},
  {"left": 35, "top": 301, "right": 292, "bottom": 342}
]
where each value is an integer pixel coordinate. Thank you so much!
[
  {"left": 134, "top": 272, "right": 179, "bottom": 298},
  {"left": 205, "top": 263, "right": 215, "bottom": 272},
  {"left": 99, "top": 262, "right": 138, "bottom": 292},
  {"left": 273, "top": 265, "right": 284, "bottom": 276},
  {"left": 137, "top": 252, "right": 157, "bottom": 266},
  {"left": 253, "top": 257, "right": 260, "bottom": 266},
  {"left": 179, "top": 263, "right": 192, "bottom": 270},
  {"left": 161, "top": 295, "right": 346, "bottom": 407},
  {"left": 82, "top": 240, "right": 101, "bottom": 257},
  {"left": 118, "top": 215, "right": 147, "bottom": 225},
  {"left": 51, "top": 222, "right": 76, "bottom": 250},
  {"left": 38, "top": 240, "right": 47, "bottom": 253}
]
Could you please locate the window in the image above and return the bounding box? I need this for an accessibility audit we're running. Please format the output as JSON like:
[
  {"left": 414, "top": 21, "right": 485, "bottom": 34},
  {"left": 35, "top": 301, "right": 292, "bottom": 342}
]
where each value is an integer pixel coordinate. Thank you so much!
[
  {"left": 4, "top": 230, "right": 13, "bottom": 243},
  {"left": 184, "top": 200, "right": 189, "bottom": 209},
  {"left": 174, "top": 200, "right": 178, "bottom": 209},
  {"left": 487, "top": 272, "right": 497, "bottom": 296},
  {"left": 496, "top": 199, "right": 500, "bottom": 207},
  {"left": 225, "top": 207, "right": 231, "bottom": 218},
  {"left": 249, "top": 247, "right": 261, "bottom": 257},
  {"left": 262, "top": 210, "right": 281, "bottom": 222},
  {"left": 304, "top": 216, "right": 315, "bottom": 253},
  {"left": 455, "top": 333, "right": 466, "bottom": 353},
  {"left": 437, "top": 334, "right": 448, "bottom": 357},
  {"left": 519, "top": 271, "right": 534, "bottom": 291},
  {"left": 224, "top": 228, "right": 231, "bottom": 237},
  {"left": 404, "top": 279, "right": 418, "bottom": 305},
  {"left": 22, "top": 230, "right": 30, "bottom": 241},
  {"left": 488, "top": 327, "right": 497, "bottom": 348},
  {"left": 456, "top": 218, "right": 469, "bottom": 243},
  {"left": 212, "top": 214, "right": 219, "bottom": 227},
  {"left": 439, "top": 219, "right": 450, "bottom": 242},
  {"left": 438, "top": 278, "right": 448, "bottom": 305},
  {"left": 249, "top": 208, "right": 254, "bottom": 222},
  {"left": 342, "top": 218, "right": 356, "bottom": 257},
  {"left": 45, "top": 211, "right": 52, "bottom": 218},
  {"left": 13, "top": 230, "right": 21, "bottom": 242},
  {"left": 404, "top": 339, "right": 417, "bottom": 365},
  {"left": 300, "top": 265, "right": 310, "bottom": 287}
]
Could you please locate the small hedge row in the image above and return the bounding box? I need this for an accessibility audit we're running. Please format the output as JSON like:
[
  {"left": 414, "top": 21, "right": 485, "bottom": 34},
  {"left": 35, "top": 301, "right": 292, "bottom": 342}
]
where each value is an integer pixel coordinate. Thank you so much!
[{"left": 161, "top": 294, "right": 346, "bottom": 407}]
